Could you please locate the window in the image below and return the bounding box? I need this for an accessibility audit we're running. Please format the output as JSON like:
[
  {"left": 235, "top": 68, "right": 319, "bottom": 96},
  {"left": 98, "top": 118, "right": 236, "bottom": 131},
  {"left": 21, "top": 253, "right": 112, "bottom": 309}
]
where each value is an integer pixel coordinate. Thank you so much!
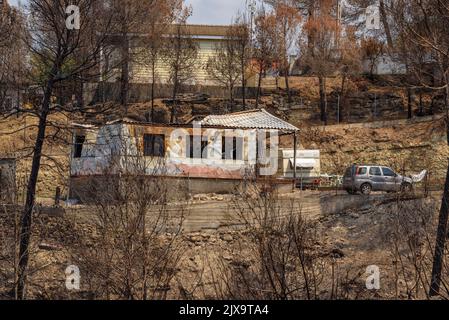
[
  {"left": 74, "top": 135, "right": 86, "bottom": 158},
  {"left": 144, "top": 134, "right": 165, "bottom": 157},
  {"left": 187, "top": 136, "right": 208, "bottom": 159},
  {"left": 222, "top": 137, "right": 244, "bottom": 161},
  {"left": 382, "top": 167, "right": 396, "bottom": 177},
  {"left": 357, "top": 167, "right": 367, "bottom": 175},
  {"left": 369, "top": 167, "right": 382, "bottom": 176}
]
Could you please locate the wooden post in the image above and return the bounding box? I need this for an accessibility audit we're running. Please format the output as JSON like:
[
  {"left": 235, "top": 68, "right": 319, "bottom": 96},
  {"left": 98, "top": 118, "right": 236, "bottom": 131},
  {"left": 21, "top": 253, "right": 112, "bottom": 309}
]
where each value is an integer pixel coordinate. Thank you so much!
[
  {"left": 293, "top": 132, "right": 297, "bottom": 191},
  {"left": 54, "top": 187, "right": 61, "bottom": 206}
]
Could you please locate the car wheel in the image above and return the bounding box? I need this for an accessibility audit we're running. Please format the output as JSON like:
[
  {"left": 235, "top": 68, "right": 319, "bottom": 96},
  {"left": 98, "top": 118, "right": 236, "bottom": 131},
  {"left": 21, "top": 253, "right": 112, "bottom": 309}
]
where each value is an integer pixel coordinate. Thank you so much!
[
  {"left": 401, "top": 183, "right": 413, "bottom": 193},
  {"left": 360, "top": 183, "right": 372, "bottom": 195}
]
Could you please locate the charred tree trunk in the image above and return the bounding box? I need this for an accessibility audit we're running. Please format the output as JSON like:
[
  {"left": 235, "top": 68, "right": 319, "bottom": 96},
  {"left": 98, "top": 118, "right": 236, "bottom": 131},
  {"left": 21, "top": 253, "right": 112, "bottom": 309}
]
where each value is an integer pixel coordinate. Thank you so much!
[
  {"left": 407, "top": 87, "right": 413, "bottom": 119},
  {"left": 171, "top": 77, "right": 178, "bottom": 124},
  {"left": 255, "top": 66, "right": 263, "bottom": 109},
  {"left": 241, "top": 59, "right": 246, "bottom": 110},
  {"left": 340, "top": 74, "right": 347, "bottom": 123},
  {"left": 229, "top": 82, "right": 234, "bottom": 113},
  {"left": 319, "top": 76, "right": 327, "bottom": 125},
  {"left": 150, "top": 59, "right": 156, "bottom": 122},
  {"left": 379, "top": 0, "right": 394, "bottom": 51},
  {"left": 429, "top": 75, "right": 449, "bottom": 296},
  {"left": 120, "top": 36, "right": 130, "bottom": 109},
  {"left": 16, "top": 71, "right": 56, "bottom": 299},
  {"left": 430, "top": 157, "right": 449, "bottom": 296},
  {"left": 284, "top": 68, "right": 291, "bottom": 104}
]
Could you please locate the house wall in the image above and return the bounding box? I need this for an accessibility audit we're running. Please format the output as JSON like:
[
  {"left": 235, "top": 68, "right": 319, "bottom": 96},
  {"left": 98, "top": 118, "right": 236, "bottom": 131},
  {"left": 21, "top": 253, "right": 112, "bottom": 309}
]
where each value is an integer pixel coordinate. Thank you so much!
[
  {"left": 69, "top": 123, "right": 289, "bottom": 199},
  {"left": 362, "top": 54, "right": 407, "bottom": 75},
  {"left": 69, "top": 175, "right": 240, "bottom": 201},
  {"left": 70, "top": 123, "right": 276, "bottom": 180},
  {"left": 131, "top": 39, "right": 222, "bottom": 86},
  {"left": 105, "top": 38, "right": 223, "bottom": 86}
]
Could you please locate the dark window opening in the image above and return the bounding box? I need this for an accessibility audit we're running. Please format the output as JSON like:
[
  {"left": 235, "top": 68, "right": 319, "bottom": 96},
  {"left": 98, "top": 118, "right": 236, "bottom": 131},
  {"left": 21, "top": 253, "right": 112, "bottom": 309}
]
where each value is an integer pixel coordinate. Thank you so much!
[
  {"left": 222, "top": 137, "right": 244, "bottom": 161},
  {"left": 357, "top": 167, "right": 367, "bottom": 175},
  {"left": 144, "top": 134, "right": 165, "bottom": 157},
  {"left": 187, "top": 136, "right": 208, "bottom": 159},
  {"left": 74, "top": 135, "right": 86, "bottom": 158}
]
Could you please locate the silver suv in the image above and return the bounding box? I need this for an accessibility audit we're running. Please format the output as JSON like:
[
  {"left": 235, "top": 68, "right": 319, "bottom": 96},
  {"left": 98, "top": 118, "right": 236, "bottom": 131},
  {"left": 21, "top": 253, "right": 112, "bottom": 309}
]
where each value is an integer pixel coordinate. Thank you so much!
[{"left": 343, "top": 165, "right": 413, "bottom": 195}]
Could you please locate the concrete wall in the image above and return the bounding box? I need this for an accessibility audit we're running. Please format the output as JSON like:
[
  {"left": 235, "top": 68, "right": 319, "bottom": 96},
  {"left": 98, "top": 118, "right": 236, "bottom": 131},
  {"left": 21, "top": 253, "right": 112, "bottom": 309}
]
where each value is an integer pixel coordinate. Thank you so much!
[
  {"left": 362, "top": 55, "right": 406, "bottom": 75},
  {"left": 69, "top": 175, "right": 293, "bottom": 203},
  {"left": 83, "top": 82, "right": 257, "bottom": 105}
]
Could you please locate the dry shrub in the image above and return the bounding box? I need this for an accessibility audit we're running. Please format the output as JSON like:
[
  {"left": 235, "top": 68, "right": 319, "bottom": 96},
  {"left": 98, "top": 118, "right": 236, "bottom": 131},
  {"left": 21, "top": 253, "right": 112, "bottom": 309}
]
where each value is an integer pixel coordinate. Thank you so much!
[
  {"left": 211, "top": 176, "right": 328, "bottom": 300},
  {"left": 383, "top": 197, "right": 449, "bottom": 299},
  {"left": 69, "top": 157, "right": 186, "bottom": 300}
]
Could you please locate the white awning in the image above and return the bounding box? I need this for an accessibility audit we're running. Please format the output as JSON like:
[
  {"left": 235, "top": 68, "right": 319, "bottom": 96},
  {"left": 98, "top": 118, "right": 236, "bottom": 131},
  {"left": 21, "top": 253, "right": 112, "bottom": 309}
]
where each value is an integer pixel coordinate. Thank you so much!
[{"left": 289, "top": 158, "right": 316, "bottom": 169}]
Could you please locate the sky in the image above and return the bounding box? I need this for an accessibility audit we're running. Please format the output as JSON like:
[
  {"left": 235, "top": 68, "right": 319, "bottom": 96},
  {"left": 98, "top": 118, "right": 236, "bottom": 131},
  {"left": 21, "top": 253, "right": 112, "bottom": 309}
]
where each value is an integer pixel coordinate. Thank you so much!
[{"left": 8, "top": 0, "right": 248, "bottom": 25}]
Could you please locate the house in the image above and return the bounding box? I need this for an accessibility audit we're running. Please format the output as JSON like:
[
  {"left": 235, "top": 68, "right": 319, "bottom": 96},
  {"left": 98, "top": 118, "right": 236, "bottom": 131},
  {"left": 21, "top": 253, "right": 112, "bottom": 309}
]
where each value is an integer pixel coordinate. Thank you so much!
[
  {"left": 104, "top": 24, "right": 235, "bottom": 86},
  {"left": 69, "top": 109, "right": 300, "bottom": 200},
  {"left": 362, "top": 53, "right": 407, "bottom": 75},
  {"left": 83, "top": 23, "right": 256, "bottom": 104}
]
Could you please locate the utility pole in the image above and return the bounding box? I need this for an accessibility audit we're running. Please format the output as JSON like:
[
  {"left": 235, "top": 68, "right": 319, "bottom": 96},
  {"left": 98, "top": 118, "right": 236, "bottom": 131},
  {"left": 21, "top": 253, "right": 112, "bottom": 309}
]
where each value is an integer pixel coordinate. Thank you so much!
[{"left": 337, "top": 94, "right": 340, "bottom": 124}]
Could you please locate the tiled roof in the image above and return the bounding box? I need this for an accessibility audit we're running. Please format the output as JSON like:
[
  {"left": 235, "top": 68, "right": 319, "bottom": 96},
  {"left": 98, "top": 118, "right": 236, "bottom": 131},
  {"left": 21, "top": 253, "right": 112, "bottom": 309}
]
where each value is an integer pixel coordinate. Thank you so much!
[{"left": 200, "top": 109, "right": 299, "bottom": 132}]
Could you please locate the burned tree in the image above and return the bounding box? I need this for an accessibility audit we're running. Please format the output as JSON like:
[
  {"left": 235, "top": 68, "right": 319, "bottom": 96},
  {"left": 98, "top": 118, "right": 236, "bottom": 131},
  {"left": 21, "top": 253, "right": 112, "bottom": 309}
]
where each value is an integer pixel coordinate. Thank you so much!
[
  {"left": 70, "top": 144, "right": 186, "bottom": 299},
  {"left": 162, "top": 5, "right": 198, "bottom": 123},
  {"left": 272, "top": 1, "right": 301, "bottom": 104},
  {"left": 215, "top": 177, "right": 327, "bottom": 300},
  {"left": 392, "top": 0, "right": 449, "bottom": 297},
  {"left": 231, "top": 14, "right": 251, "bottom": 110},
  {"left": 253, "top": 9, "right": 276, "bottom": 109},
  {"left": 0, "top": 3, "right": 26, "bottom": 112},
  {"left": 13, "top": 0, "right": 114, "bottom": 299},
  {"left": 141, "top": 0, "right": 182, "bottom": 121},
  {"left": 361, "top": 37, "right": 384, "bottom": 79},
  {"left": 300, "top": 0, "right": 346, "bottom": 125},
  {"left": 205, "top": 29, "right": 241, "bottom": 112},
  {"left": 106, "top": 0, "right": 156, "bottom": 108}
]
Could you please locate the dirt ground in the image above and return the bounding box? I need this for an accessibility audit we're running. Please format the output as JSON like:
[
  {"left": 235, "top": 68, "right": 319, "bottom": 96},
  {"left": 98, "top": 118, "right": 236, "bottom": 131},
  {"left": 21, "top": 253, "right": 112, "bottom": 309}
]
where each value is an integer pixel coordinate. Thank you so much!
[
  {"left": 1, "top": 76, "right": 448, "bottom": 299},
  {"left": 0, "top": 191, "right": 444, "bottom": 300}
]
